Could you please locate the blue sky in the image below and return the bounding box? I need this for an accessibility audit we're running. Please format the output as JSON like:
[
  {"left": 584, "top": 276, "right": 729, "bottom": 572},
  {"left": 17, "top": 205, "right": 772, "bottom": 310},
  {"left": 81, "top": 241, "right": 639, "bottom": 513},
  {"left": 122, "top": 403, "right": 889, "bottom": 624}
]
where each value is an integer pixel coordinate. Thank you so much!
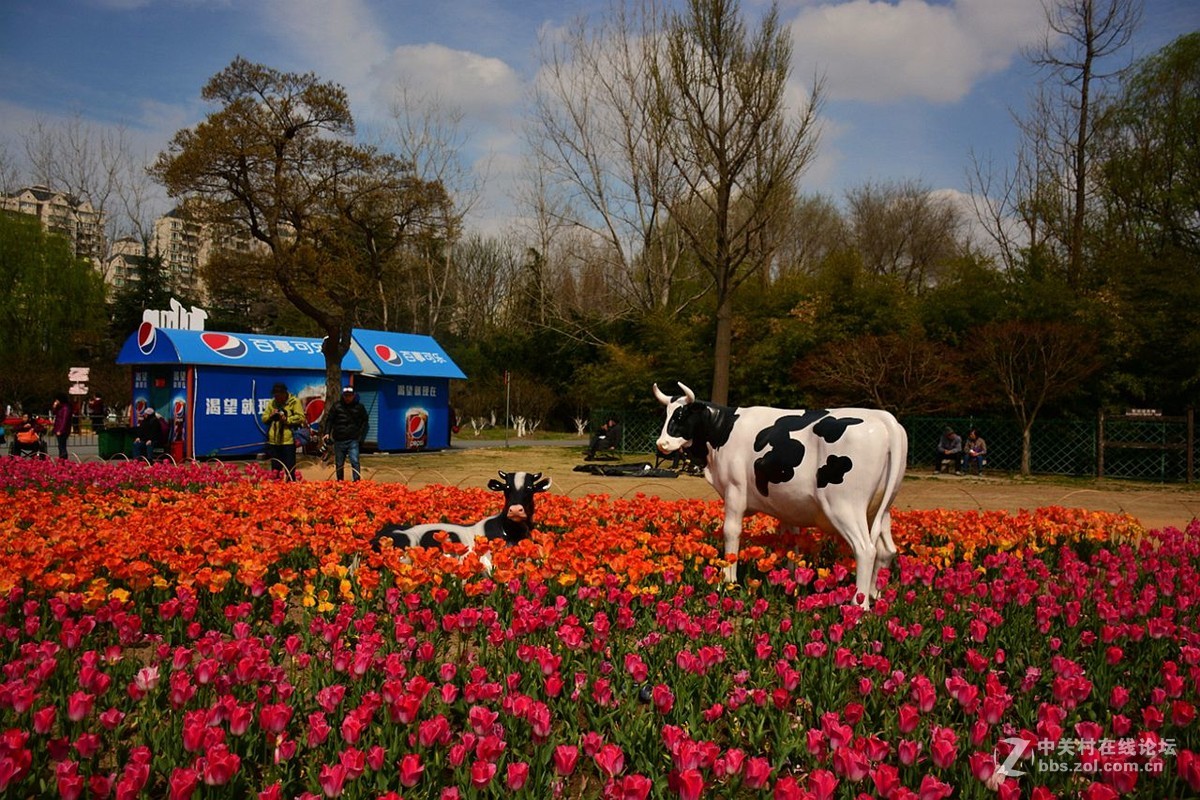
[{"left": 0, "top": 0, "right": 1195, "bottom": 234}]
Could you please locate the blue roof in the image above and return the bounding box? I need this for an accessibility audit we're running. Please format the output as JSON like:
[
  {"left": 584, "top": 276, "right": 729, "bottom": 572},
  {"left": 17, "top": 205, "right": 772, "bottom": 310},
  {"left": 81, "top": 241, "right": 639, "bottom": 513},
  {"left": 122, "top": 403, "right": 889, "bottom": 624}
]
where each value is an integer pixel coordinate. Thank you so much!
[
  {"left": 117, "top": 325, "right": 361, "bottom": 371},
  {"left": 116, "top": 325, "right": 466, "bottom": 380},
  {"left": 349, "top": 328, "right": 467, "bottom": 379}
]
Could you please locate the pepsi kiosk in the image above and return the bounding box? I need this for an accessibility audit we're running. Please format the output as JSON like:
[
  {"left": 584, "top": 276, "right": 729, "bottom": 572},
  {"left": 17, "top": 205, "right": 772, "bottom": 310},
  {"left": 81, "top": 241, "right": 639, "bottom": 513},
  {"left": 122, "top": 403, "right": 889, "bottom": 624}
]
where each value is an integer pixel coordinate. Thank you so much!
[{"left": 117, "top": 324, "right": 466, "bottom": 459}]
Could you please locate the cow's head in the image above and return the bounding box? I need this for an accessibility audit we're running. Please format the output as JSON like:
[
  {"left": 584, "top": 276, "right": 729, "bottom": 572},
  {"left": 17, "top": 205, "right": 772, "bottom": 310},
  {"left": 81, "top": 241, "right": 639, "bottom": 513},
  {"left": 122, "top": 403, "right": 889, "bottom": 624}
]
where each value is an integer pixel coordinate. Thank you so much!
[
  {"left": 486, "top": 470, "right": 552, "bottom": 539},
  {"left": 653, "top": 382, "right": 700, "bottom": 454}
]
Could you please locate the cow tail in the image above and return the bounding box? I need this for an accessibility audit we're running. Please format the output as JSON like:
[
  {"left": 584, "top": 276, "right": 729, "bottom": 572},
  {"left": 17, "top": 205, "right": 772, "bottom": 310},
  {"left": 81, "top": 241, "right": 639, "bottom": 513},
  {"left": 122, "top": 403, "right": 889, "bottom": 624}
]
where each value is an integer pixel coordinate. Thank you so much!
[{"left": 872, "top": 417, "right": 908, "bottom": 542}]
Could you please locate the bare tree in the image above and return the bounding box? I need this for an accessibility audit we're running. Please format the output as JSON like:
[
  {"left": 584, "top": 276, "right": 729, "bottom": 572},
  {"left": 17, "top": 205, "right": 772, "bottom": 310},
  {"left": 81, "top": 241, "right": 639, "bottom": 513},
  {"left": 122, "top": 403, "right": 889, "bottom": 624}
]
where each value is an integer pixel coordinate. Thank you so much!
[
  {"left": 1027, "top": 0, "right": 1137, "bottom": 287},
  {"left": 385, "top": 87, "right": 480, "bottom": 332},
  {"left": 654, "top": 0, "right": 823, "bottom": 404},
  {"left": 772, "top": 193, "right": 845, "bottom": 279},
  {"left": 969, "top": 321, "right": 1101, "bottom": 475},
  {"left": 530, "top": 0, "right": 698, "bottom": 322},
  {"left": 796, "top": 333, "right": 964, "bottom": 416},
  {"left": 843, "top": 180, "right": 966, "bottom": 293}
]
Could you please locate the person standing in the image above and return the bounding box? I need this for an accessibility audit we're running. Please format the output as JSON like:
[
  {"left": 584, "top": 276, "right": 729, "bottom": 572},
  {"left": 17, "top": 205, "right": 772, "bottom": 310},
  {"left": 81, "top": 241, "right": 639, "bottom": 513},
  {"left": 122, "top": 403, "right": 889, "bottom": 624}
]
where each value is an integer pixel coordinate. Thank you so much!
[
  {"left": 262, "top": 383, "right": 305, "bottom": 480},
  {"left": 325, "top": 385, "right": 369, "bottom": 481},
  {"left": 51, "top": 395, "right": 72, "bottom": 459},
  {"left": 88, "top": 394, "right": 107, "bottom": 431}
]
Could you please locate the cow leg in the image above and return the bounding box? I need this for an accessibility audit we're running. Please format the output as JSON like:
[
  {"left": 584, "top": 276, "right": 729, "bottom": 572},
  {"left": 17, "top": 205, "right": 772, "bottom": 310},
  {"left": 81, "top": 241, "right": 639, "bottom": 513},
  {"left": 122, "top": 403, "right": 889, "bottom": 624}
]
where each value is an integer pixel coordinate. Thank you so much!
[
  {"left": 827, "top": 508, "right": 876, "bottom": 608},
  {"left": 721, "top": 492, "right": 746, "bottom": 583},
  {"left": 870, "top": 510, "right": 898, "bottom": 599}
]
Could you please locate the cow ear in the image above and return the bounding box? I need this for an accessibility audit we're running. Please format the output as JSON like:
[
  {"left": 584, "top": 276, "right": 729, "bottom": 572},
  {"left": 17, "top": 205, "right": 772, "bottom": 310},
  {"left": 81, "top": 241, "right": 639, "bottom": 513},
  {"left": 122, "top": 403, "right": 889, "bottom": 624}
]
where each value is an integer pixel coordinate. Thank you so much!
[
  {"left": 487, "top": 479, "right": 505, "bottom": 492},
  {"left": 533, "top": 476, "right": 552, "bottom": 493},
  {"left": 497, "top": 470, "right": 509, "bottom": 481}
]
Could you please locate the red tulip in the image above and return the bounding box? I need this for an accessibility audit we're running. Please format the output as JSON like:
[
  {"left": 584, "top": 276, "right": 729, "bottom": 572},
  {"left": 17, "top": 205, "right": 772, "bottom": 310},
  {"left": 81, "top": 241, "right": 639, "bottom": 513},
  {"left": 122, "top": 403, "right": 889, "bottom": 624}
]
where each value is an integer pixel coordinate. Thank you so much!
[
  {"left": 168, "top": 767, "right": 198, "bottom": 800},
  {"left": 470, "top": 760, "right": 496, "bottom": 788},
  {"left": 595, "top": 743, "right": 625, "bottom": 777},
  {"left": 808, "top": 768, "right": 839, "bottom": 799},
  {"left": 672, "top": 768, "right": 704, "bottom": 800},
  {"left": 611, "top": 774, "right": 652, "bottom": 800},
  {"left": 505, "top": 761, "right": 529, "bottom": 790},
  {"left": 652, "top": 684, "right": 675, "bottom": 714},
  {"left": 744, "top": 757, "right": 772, "bottom": 789},
  {"left": 553, "top": 744, "right": 579, "bottom": 776},
  {"left": 318, "top": 763, "right": 347, "bottom": 798},
  {"left": 917, "top": 775, "right": 952, "bottom": 800},
  {"left": 772, "top": 775, "right": 805, "bottom": 799},
  {"left": 1178, "top": 749, "right": 1200, "bottom": 793},
  {"left": 200, "top": 744, "right": 241, "bottom": 787},
  {"left": 66, "top": 691, "right": 94, "bottom": 722},
  {"left": 398, "top": 753, "right": 423, "bottom": 788}
]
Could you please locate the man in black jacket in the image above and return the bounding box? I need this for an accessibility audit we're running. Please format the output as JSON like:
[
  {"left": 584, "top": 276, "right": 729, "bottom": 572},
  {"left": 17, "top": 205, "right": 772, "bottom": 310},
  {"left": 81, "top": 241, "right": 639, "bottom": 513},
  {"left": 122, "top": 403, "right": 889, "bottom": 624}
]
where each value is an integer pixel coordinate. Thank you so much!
[{"left": 325, "top": 386, "right": 370, "bottom": 481}]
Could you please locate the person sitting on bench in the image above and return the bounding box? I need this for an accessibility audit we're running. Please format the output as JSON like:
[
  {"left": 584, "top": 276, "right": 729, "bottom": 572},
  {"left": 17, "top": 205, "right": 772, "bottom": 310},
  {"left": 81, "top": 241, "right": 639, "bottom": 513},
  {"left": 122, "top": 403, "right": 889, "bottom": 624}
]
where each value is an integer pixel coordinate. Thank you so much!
[
  {"left": 585, "top": 418, "right": 622, "bottom": 460},
  {"left": 934, "top": 426, "right": 962, "bottom": 474}
]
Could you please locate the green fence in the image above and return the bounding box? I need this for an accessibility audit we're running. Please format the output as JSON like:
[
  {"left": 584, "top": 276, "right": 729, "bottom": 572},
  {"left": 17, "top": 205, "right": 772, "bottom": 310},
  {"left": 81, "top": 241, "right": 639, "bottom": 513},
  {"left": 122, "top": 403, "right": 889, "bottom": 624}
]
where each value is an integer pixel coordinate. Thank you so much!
[{"left": 592, "top": 409, "right": 1195, "bottom": 482}]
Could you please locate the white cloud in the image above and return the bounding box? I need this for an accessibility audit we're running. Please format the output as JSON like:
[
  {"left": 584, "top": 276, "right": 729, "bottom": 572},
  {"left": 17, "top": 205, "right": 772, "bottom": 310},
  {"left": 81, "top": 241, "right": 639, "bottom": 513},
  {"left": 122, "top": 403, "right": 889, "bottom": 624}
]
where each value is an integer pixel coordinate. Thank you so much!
[
  {"left": 368, "top": 45, "right": 524, "bottom": 124},
  {"left": 788, "top": 0, "right": 1045, "bottom": 103}
]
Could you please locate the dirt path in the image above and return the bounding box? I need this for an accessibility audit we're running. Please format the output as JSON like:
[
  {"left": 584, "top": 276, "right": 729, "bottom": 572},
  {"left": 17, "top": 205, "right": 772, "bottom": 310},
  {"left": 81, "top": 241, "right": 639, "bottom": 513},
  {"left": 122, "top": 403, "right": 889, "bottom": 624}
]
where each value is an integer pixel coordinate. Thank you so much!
[{"left": 299, "top": 446, "right": 1199, "bottom": 532}]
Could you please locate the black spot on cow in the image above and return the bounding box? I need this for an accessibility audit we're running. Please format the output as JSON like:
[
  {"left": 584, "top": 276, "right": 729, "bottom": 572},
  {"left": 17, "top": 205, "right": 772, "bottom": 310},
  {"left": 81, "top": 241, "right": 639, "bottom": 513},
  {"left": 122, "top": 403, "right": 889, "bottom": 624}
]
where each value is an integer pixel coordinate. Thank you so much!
[
  {"left": 671, "top": 401, "right": 740, "bottom": 469},
  {"left": 751, "top": 412, "right": 866, "bottom": 495},
  {"left": 812, "top": 415, "right": 863, "bottom": 443},
  {"left": 418, "top": 530, "right": 462, "bottom": 548},
  {"left": 752, "top": 411, "right": 829, "bottom": 496},
  {"left": 816, "top": 454, "right": 854, "bottom": 488}
]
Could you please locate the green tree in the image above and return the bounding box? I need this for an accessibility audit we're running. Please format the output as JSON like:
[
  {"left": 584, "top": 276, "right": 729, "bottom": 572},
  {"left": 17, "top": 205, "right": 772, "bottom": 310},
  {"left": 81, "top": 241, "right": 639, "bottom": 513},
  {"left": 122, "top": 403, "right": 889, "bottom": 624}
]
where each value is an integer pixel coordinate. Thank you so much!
[
  {"left": 1093, "top": 32, "right": 1200, "bottom": 409},
  {"left": 0, "top": 212, "right": 107, "bottom": 408},
  {"left": 654, "top": 0, "right": 823, "bottom": 404},
  {"left": 152, "top": 58, "right": 449, "bottom": 407}
]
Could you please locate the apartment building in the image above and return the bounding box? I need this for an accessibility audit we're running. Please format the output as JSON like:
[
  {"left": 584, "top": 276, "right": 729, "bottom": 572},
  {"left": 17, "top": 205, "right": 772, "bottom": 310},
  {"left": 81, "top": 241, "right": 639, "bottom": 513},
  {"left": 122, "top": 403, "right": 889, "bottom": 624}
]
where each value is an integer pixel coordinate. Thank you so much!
[{"left": 0, "top": 184, "right": 106, "bottom": 263}]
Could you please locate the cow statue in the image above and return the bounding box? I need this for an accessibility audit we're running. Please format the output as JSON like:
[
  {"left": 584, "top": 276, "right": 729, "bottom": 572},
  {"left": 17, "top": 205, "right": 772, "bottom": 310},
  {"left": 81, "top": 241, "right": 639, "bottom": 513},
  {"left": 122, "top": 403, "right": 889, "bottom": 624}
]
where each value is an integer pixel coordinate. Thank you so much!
[
  {"left": 366, "top": 471, "right": 552, "bottom": 572},
  {"left": 654, "top": 383, "right": 907, "bottom": 606}
]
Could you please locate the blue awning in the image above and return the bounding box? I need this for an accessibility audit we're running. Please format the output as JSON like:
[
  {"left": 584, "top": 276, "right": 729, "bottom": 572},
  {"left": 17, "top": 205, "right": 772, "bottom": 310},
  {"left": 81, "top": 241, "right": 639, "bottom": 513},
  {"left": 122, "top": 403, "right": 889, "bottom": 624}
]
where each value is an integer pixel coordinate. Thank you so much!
[
  {"left": 117, "top": 324, "right": 361, "bottom": 371},
  {"left": 117, "top": 324, "right": 466, "bottom": 380},
  {"left": 349, "top": 328, "right": 467, "bottom": 379}
]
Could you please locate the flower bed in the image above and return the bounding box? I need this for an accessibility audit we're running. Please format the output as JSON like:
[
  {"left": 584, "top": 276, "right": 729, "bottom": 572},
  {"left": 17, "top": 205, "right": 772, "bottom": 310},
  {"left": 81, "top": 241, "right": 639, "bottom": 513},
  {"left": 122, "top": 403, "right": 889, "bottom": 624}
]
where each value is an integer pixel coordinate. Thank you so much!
[{"left": 0, "top": 461, "right": 1196, "bottom": 798}]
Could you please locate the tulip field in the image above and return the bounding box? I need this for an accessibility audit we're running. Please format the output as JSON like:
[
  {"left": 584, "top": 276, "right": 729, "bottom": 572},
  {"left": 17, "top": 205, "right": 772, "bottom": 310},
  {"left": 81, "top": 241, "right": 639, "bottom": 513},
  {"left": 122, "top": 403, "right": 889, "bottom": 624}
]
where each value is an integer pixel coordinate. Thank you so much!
[{"left": 1, "top": 458, "right": 1198, "bottom": 799}]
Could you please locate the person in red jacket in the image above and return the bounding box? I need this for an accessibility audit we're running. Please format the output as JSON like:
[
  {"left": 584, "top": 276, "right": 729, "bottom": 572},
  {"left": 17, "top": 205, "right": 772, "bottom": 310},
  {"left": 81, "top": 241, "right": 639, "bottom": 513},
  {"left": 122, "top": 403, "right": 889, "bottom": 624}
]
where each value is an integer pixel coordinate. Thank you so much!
[{"left": 51, "top": 395, "right": 72, "bottom": 459}]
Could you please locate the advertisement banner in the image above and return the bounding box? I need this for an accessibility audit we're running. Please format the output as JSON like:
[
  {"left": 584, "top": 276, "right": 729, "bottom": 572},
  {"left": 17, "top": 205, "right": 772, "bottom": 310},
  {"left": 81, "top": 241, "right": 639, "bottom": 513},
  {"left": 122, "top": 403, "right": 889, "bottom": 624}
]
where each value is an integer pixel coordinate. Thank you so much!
[{"left": 192, "top": 369, "right": 328, "bottom": 458}]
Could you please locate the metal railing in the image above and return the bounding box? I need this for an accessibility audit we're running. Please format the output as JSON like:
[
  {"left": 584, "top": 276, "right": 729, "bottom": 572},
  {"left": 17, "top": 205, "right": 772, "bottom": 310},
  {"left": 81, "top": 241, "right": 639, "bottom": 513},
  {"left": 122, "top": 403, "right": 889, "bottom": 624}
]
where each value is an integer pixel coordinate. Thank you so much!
[{"left": 592, "top": 409, "right": 1196, "bottom": 483}]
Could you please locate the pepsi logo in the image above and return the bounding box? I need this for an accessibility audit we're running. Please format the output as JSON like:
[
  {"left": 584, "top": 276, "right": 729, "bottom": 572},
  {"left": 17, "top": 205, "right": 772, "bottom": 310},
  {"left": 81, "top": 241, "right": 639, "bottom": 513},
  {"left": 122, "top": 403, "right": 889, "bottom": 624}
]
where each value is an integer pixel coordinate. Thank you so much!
[
  {"left": 374, "top": 344, "right": 405, "bottom": 366},
  {"left": 137, "top": 321, "right": 157, "bottom": 355},
  {"left": 201, "top": 332, "right": 248, "bottom": 359}
]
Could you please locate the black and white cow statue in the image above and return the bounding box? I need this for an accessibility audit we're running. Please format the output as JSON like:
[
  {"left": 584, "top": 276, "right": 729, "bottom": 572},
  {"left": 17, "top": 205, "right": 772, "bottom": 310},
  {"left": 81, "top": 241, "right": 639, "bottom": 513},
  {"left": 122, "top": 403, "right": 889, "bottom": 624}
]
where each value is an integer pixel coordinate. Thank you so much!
[
  {"left": 368, "top": 471, "right": 552, "bottom": 571},
  {"left": 654, "top": 383, "right": 907, "bottom": 606}
]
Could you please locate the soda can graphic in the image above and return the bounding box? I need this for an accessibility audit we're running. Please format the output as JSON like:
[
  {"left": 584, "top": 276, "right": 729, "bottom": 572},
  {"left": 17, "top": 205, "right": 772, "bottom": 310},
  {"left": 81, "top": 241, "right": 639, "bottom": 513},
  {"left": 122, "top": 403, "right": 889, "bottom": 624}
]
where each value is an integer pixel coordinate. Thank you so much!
[{"left": 405, "top": 408, "right": 429, "bottom": 450}]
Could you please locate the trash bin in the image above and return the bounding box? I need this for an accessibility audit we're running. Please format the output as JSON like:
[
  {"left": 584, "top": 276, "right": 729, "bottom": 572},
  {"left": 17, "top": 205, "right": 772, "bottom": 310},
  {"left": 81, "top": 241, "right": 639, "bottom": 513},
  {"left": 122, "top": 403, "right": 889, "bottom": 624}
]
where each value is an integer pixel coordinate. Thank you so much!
[{"left": 98, "top": 427, "right": 128, "bottom": 459}]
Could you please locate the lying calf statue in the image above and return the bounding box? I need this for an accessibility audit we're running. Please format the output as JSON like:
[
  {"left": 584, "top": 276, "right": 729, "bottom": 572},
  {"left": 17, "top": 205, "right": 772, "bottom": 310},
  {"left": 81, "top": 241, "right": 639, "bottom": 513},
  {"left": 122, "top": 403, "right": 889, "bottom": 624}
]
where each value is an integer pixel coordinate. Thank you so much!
[{"left": 360, "top": 471, "right": 552, "bottom": 572}]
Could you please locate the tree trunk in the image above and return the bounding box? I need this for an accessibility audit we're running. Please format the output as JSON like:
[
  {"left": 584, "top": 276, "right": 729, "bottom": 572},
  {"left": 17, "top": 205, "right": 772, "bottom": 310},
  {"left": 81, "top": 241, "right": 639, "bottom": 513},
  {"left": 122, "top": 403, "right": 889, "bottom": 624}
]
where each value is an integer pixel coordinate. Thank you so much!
[
  {"left": 1021, "top": 424, "right": 1033, "bottom": 477},
  {"left": 711, "top": 288, "right": 733, "bottom": 406}
]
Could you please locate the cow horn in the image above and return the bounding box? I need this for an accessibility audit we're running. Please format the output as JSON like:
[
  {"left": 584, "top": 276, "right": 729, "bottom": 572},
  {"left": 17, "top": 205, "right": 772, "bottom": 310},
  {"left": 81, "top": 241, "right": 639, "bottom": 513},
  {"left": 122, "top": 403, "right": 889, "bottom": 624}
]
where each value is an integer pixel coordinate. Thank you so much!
[
  {"left": 653, "top": 383, "right": 672, "bottom": 406},
  {"left": 677, "top": 383, "right": 696, "bottom": 404},
  {"left": 497, "top": 470, "right": 509, "bottom": 480}
]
